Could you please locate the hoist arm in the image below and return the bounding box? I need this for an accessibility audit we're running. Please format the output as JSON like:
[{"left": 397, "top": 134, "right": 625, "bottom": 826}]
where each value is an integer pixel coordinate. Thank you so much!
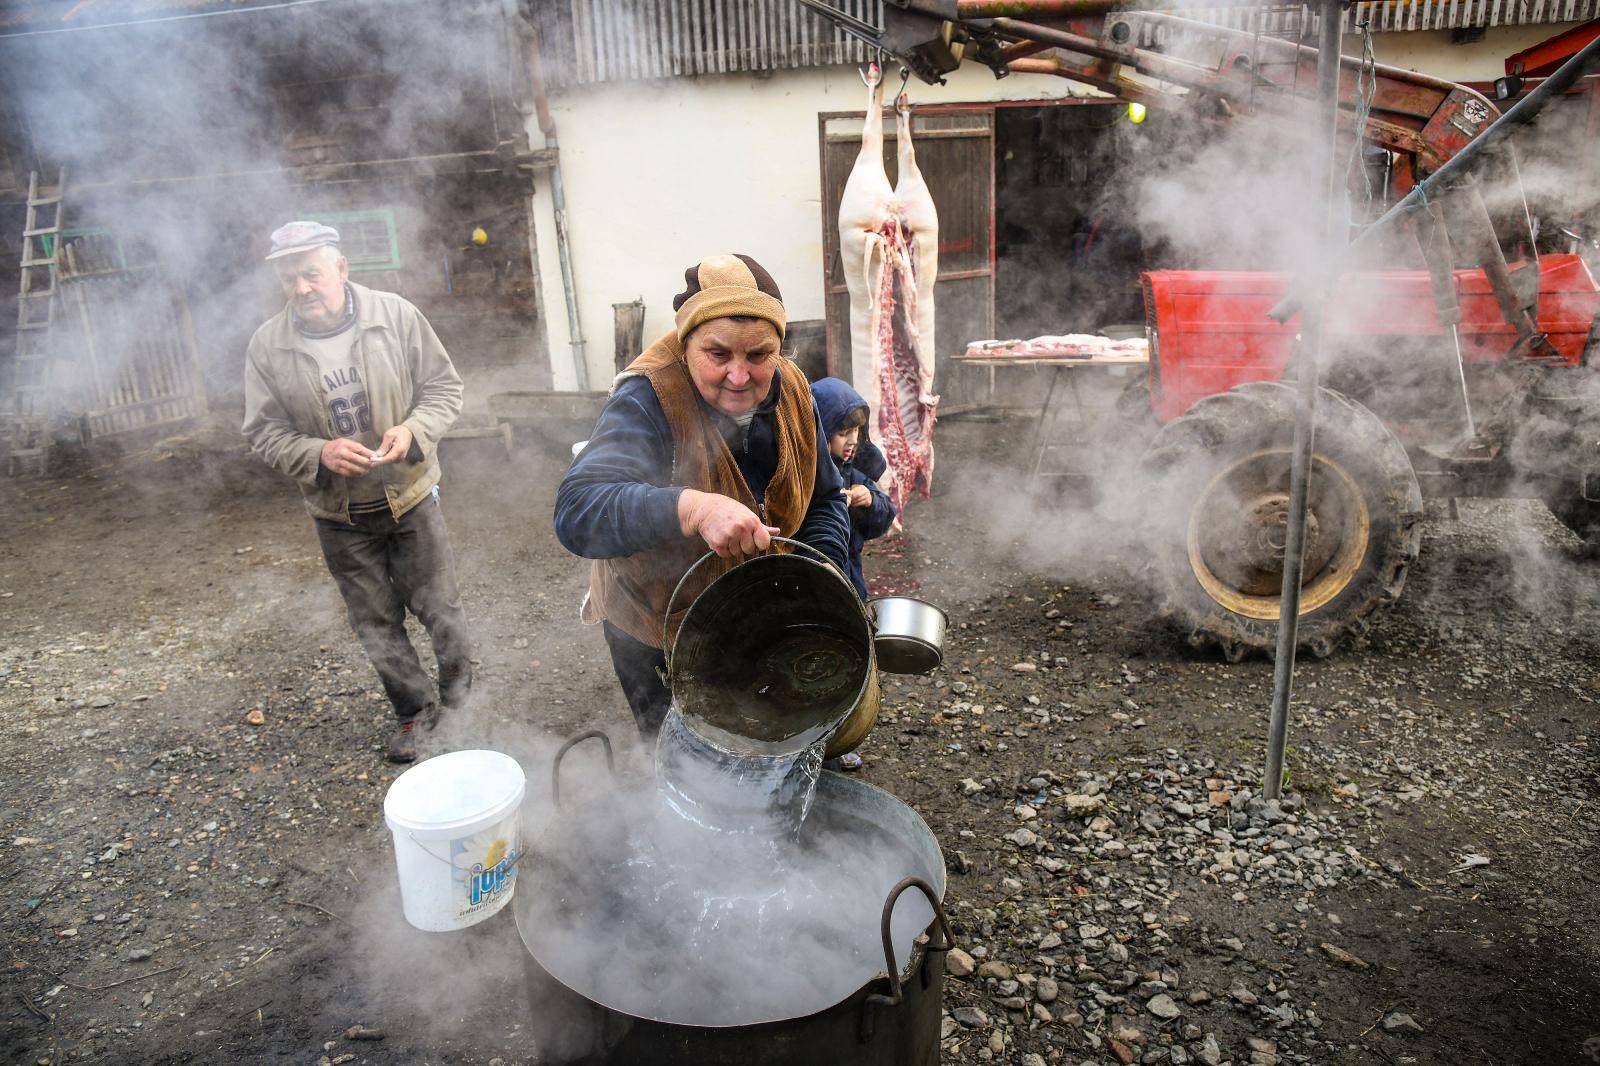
[{"left": 801, "top": 0, "right": 1500, "bottom": 190}]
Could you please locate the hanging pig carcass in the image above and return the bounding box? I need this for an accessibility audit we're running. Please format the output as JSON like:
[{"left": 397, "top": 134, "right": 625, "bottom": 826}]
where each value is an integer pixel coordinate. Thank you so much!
[{"left": 838, "top": 65, "right": 938, "bottom": 514}]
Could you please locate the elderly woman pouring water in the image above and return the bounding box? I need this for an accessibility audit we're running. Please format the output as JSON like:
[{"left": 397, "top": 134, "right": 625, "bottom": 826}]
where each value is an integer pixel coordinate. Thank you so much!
[{"left": 555, "top": 254, "right": 850, "bottom": 739}]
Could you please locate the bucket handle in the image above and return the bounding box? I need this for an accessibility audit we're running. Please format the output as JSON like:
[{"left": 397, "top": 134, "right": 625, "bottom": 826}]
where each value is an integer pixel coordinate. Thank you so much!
[
  {"left": 858, "top": 877, "right": 953, "bottom": 1043},
  {"left": 552, "top": 729, "right": 615, "bottom": 809},
  {"left": 660, "top": 536, "right": 838, "bottom": 667}
]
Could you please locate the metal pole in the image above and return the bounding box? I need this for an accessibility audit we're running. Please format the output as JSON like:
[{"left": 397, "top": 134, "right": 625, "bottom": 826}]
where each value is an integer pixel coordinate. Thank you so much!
[
  {"left": 548, "top": 162, "right": 590, "bottom": 391},
  {"left": 1269, "top": 28, "right": 1600, "bottom": 324},
  {"left": 1264, "top": 0, "right": 1344, "bottom": 801},
  {"left": 521, "top": 16, "right": 590, "bottom": 392}
]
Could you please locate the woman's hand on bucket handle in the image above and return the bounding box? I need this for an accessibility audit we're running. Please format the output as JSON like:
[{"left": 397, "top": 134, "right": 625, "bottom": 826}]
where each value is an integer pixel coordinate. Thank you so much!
[{"left": 678, "top": 490, "right": 780, "bottom": 558}]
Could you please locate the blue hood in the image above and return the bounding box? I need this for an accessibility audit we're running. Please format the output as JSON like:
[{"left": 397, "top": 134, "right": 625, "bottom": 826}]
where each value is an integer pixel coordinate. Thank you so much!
[
  {"left": 810, "top": 376, "right": 886, "bottom": 480},
  {"left": 810, "top": 376, "right": 867, "bottom": 436}
]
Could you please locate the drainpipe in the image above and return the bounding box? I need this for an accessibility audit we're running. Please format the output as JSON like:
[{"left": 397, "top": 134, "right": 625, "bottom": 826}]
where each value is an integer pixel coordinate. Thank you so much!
[{"left": 510, "top": 1, "right": 588, "bottom": 390}]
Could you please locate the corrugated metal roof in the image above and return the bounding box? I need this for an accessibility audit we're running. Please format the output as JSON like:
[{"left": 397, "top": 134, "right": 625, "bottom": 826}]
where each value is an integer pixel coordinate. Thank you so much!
[
  {"left": 547, "top": 0, "right": 1597, "bottom": 86},
  {"left": 1178, "top": 0, "right": 1599, "bottom": 37},
  {"left": 553, "top": 0, "right": 882, "bottom": 84}
]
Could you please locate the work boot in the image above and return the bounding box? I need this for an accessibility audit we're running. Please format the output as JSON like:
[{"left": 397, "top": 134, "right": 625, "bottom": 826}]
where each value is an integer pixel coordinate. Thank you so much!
[{"left": 387, "top": 704, "right": 441, "bottom": 764}]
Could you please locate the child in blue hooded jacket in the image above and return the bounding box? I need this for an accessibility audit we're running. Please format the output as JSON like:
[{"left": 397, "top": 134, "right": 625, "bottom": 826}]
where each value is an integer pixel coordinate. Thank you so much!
[{"left": 810, "top": 377, "right": 898, "bottom": 600}]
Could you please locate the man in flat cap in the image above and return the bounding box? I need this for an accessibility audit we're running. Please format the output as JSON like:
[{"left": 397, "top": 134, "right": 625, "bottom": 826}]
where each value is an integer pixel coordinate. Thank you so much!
[
  {"left": 243, "top": 220, "right": 473, "bottom": 762},
  {"left": 555, "top": 253, "right": 849, "bottom": 740}
]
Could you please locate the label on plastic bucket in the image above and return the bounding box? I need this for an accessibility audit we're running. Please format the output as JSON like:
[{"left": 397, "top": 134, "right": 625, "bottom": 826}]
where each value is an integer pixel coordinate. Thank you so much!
[
  {"left": 452, "top": 825, "right": 519, "bottom": 914},
  {"left": 390, "top": 807, "right": 522, "bottom": 931}
]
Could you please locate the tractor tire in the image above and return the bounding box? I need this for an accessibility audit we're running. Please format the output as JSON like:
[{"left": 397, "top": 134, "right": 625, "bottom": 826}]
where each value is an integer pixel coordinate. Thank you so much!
[{"left": 1138, "top": 381, "right": 1423, "bottom": 660}]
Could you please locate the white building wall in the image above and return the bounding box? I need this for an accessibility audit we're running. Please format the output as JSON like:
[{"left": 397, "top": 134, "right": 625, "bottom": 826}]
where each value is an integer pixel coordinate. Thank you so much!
[
  {"left": 531, "top": 23, "right": 1586, "bottom": 390},
  {"left": 530, "top": 62, "right": 1086, "bottom": 390}
]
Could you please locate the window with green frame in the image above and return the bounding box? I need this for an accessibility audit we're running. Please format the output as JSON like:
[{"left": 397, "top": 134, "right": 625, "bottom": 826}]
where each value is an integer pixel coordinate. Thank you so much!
[
  {"left": 42, "top": 226, "right": 127, "bottom": 269},
  {"left": 306, "top": 209, "right": 401, "bottom": 272}
]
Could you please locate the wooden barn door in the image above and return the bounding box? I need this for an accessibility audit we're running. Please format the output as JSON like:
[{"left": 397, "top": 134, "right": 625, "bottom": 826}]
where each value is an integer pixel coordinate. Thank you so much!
[{"left": 820, "top": 107, "right": 994, "bottom": 410}]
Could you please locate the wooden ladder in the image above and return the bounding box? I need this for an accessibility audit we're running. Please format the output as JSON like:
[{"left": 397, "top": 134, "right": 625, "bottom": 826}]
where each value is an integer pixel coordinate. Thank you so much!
[{"left": 6, "top": 169, "right": 66, "bottom": 476}]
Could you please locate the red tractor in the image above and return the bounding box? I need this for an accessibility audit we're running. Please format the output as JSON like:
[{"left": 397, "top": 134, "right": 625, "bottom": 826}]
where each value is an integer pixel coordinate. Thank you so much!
[
  {"left": 803, "top": 0, "right": 1600, "bottom": 657},
  {"left": 1139, "top": 252, "right": 1600, "bottom": 659}
]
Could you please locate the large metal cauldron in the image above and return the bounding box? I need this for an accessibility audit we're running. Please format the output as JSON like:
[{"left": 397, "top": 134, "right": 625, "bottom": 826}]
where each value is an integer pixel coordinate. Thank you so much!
[{"left": 513, "top": 742, "right": 951, "bottom": 1066}]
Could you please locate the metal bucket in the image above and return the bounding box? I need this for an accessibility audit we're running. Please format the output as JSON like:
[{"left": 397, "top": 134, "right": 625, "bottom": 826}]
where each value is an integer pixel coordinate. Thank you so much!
[
  {"left": 515, "top": 745, "right": 952, "bottom": 1066},
  {"left": 666, "top": 539, "right": 880, "bottom": 760},
  {"left": 870, "top": 598, "right": 948, "bottom": 675}
]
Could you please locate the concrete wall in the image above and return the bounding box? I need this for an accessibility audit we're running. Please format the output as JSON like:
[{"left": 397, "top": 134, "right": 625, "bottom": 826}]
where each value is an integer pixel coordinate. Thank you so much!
[{"left": 531, "top": 22, "right": 1585, "bottom": 390}]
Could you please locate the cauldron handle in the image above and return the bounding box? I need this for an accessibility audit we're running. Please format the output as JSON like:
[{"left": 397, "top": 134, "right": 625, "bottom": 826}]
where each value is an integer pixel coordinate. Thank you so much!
[
  {"left": 858, "top": 877, "right": 954, "bottom": 1043},
  {"left": 551, "top": 729, "right": 615, "bottom": 809}
]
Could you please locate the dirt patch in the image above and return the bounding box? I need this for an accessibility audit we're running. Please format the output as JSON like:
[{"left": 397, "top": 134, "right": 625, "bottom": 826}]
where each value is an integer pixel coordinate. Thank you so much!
[{"left": 1, "top": 421, "right": 1597, "bottom": 1065}]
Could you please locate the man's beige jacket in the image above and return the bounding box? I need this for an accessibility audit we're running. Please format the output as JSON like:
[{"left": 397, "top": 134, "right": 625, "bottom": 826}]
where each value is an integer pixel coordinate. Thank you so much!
[{"left": 242, "top": 283, "right": 463, "bottom": 522}]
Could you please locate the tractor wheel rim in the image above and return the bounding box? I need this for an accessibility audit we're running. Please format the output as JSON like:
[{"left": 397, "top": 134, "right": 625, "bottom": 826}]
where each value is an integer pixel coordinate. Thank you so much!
[{"left": 1186, "top": 449, "right": 1370, "bottom": 621}]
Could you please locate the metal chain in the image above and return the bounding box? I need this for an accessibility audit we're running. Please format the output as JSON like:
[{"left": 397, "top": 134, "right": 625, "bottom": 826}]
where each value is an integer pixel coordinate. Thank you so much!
[{"left": 1343, "top": 19, "right": 1379, "bottom": 228}]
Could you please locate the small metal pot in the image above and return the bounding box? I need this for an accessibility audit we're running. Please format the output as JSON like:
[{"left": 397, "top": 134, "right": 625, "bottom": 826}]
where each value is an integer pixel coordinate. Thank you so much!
[{"left": 870, "top": 598, "right": 948, "bottom": 675}]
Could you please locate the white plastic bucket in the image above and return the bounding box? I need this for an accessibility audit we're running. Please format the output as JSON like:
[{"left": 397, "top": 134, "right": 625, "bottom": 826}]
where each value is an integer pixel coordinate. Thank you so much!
[{"left": 383, "top": 749, "right": 527, "bottom": 932}]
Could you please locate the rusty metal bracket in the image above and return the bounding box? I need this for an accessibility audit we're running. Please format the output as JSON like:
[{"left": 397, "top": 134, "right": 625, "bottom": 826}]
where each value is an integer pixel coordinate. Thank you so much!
[{"left": 1506, "top": 330, "right": 1564, "bottom": 364}]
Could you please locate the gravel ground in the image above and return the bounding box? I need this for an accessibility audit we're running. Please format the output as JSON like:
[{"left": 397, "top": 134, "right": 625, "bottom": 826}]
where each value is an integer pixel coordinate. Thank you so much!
[{"left": 1, "top": 418, "right": 1597, "bottom": 1066}]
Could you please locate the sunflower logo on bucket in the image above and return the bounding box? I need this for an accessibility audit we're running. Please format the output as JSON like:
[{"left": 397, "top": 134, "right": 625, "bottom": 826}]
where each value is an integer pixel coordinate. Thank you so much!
[{"left": 468, "top": 837, "right": 516, "bottom": 908}]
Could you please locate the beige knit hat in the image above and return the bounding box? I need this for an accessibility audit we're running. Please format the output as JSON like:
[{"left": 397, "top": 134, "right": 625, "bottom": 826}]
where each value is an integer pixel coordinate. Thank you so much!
[{"left": 673, "top": 253, "right": 787, "bottom": 343}]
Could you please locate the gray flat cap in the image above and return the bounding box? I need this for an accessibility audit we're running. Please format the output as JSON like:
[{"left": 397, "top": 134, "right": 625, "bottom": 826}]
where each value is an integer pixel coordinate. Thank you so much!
[{"left": 265, "top": 220, "right": 341, "bottom": 261}]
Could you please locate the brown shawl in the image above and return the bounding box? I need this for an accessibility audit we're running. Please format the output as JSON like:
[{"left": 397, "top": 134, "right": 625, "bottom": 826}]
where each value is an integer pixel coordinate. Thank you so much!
[{"left": 583, "top": 331, "right": 818, "bottom": 649}]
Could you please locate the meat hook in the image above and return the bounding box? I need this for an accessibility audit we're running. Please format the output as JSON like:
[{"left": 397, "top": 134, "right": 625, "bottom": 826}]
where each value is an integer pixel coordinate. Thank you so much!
[{"left": 894, "top": 67, "right": 913, "bottom": 113}]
